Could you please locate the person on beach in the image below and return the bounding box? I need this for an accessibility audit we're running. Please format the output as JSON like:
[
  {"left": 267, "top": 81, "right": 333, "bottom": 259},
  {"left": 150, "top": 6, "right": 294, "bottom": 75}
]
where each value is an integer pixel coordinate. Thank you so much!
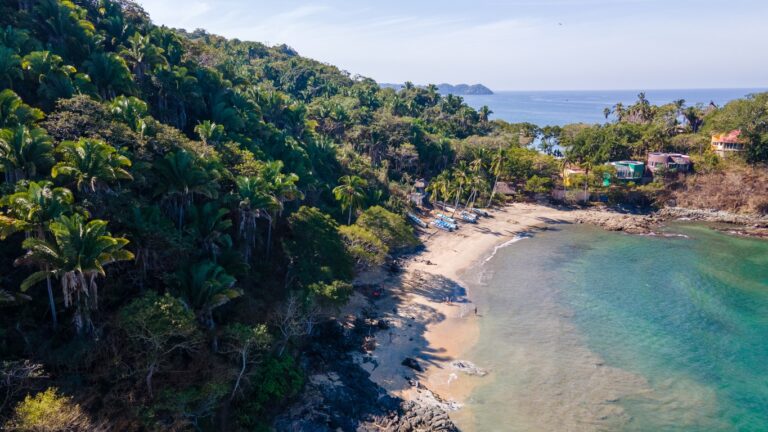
[{"left": 474, "top": 306, "right": 478, "bottom": 316}]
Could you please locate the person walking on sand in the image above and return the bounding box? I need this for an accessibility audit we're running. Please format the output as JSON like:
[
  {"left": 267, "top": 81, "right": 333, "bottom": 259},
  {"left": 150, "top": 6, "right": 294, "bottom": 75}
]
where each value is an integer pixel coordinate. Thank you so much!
[{"left": 474, "top": 306, "right": 478, "bottom": 316}]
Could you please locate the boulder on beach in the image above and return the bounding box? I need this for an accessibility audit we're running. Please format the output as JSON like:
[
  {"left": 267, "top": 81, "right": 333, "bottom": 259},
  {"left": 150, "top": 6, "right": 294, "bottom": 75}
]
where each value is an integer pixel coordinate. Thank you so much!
[{"left": 402, "top": 357, "right": 423, "bottom": 372}]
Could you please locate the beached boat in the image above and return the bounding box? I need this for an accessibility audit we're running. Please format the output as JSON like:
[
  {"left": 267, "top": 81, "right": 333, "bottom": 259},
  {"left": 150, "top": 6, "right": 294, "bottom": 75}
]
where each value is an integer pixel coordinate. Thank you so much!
[
  {"left": 460, "top": 211, "right": 478, "bottom": 223},
  {"left": 431, "top": 219, "right": 454, "bottom": 231},
  {"left": 472, "top": 208, "right": 490, "bottom": 217},
  {"left": 407, "top": 212, "right": 428, "bottom": 228},
  {"left": 436, "top": 213, "right": 457, "bottom": 225}
]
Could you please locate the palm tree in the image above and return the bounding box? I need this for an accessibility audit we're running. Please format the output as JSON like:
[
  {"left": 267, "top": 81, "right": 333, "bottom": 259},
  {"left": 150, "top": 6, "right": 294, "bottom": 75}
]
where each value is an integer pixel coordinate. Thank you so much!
[
  {"left": 479, "top": 105, "right": 493, "bottom": 122},
  {"left": 0, "top": 89, "right": 44, "bottom": 128},
  {"left": 152, "top": 150, "right": 218, "bottom": 228},
  {"left": 83, "top": 51, "right": 133, "bottom": 100},
  {"left": 186, "top": 202, "right": 232, "bottom": 260},
  {"left": 120, "top": 32, "right": 168, "bottom": 80},
  {"left": 20, "top": 51, "right": 77, "bottom": 107},
  {"left": 487, "top": 148, "right": 505, "bottom": 207},
  {"left": 171, "top": 259, "right": 241, "bottom": 336},
  {"left": 0, "top": 125, "right": 54, "bottom": 183},
  {"left": 194, "top": 120, "right": 224, "bottom": 148},
  {"left": 51, "top": 138, "right": 133, "bottom": 193},
  {"left": 17, "top": 214, "right": 133, "bottom": 335},
  {"left": 333, "top": 175, "right": 367, "bottom": 225},
  {"left": 451, "top": 162, "right": 469, "bottom": 214},
  {"left": 0, "top": 181, "right": 73, "bottom": 328},
  {"left": 235, "top": 175, "right": 279, "bottom": 261},
  {"left": 683, "top": 106, "right": 703, "bottom": 133},
  {"left": 0, "top": 46, "right": 22, "bottom": 90},
  {"left": 427, "top": 172, "right": 451, "bottom": 210},
  {"left": 109, "top": 95, "right": 149, "bottom": 137}
]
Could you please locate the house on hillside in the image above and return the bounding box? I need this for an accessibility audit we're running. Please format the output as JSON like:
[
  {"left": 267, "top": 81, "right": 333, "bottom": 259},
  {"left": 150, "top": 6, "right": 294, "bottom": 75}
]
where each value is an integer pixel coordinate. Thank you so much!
[
  {"left": 409, "top": 178, "right": 428, "bottom": 207},
  {"left": 711, "top": 130, "right": 747, "bottom": 158},
  {"left": 647, "top": 152, "right": 691, "bottom": 175},
  {"left": 605, "top": 160, "right": 646, "bottom": 185}
]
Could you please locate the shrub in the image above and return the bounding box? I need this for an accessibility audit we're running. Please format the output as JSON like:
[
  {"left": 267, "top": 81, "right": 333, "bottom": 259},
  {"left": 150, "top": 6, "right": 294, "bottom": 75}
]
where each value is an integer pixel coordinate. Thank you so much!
[
  {"left": 308, "top": 280, "right": 354, "bottom": 305},
  {"left": 524, "top": 175, "right": 552, "bottom": 194},
  {"left": 284, "top": 206, "right": 353, "bottom": 288},
  {"left": 5, "top": 388, "right": 92, "bottom": 431},
  {"left": 338, "top": 225, "right": 388, "bottom": 269},
  {"left": 355, "top": 205, "right": 419, "bottom": 251},
  {"left": 117, "top": 292, "right": 202, "bottom": 397},
  {"left": 235, "top": 355, "right": 304, "bottom": 430}
]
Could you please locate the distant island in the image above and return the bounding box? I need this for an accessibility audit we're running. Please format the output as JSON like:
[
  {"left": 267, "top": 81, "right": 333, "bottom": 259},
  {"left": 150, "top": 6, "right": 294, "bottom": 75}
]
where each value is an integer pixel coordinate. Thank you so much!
[{"left": 380, "top": 82, "right": 494, "bottom": 95}]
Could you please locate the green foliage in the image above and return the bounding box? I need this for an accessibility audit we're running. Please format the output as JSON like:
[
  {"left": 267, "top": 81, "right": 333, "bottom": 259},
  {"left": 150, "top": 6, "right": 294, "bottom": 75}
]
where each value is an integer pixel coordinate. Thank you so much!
[
  {"left": 2, "top": 1, "right": 764, "bottom": 429},
  {"left": 339, "top": 224, "right": 388, "bottom": 269},
  {"left": 355, "top": 205, "right": 419, "bottom": 251},
  {"left": 284, "top": 206, "right": 353, "bottom": 292},
  {"left": 307, "top": 279, "right": 354, "bottom": 305},
  {"left": 17, "top": 213, "right": 133, "bottom": 334},
  {"left": 170, "top": 259, "right": 241, "bottom": 326},
  {"left": 525, "top": 175, "right": 552, "bottom": 194},
  {"left": 236, "top": 355, "right": 304, "bottom": 429},
  {"left": 119, "top": 292, "right": 201, "bottom": 358},
  {"left": 333, "top": 174, "right": 367, "bottom": 224},
  {"left": 4, "top": 388, "right": 92, "bottom": 432},
  {"left": 51, "top": 137, "right": 132, "bottom": 192}
]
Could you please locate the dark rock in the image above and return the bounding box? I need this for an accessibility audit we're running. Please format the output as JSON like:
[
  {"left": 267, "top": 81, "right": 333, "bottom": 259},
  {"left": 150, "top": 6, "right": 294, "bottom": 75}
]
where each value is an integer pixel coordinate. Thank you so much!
[{"left": 401, "top": 357, "right": 423, "bottom": 372}]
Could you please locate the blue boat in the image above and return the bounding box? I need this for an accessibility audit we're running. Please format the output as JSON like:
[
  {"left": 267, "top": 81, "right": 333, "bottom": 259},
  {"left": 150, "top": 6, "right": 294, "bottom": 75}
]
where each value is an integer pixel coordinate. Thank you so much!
[{"left": 432, "top": 219, "right": 454, "bottom": 231}]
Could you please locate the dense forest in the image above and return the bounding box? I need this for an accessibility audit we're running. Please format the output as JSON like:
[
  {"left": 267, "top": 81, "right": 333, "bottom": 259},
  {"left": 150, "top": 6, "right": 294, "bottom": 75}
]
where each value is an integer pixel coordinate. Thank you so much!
[{"left": 0, "top": 1, "right": 767, "bottom": 431}]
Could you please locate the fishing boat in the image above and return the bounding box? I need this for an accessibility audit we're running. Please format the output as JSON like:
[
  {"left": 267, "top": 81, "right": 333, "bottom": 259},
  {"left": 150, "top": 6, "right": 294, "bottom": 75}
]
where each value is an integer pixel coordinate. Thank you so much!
[
  {"left": 407, "top": 212, "right": 428, "bottom": 228},
  {"left": 472, "top": 208, "right": 490, "bottom": 217},
  {"left": 436, "top": 213, "right": 457, "bottom": 225},
  {"left": 431, "top": 219, "right": 454, "bottom": 231},
  {"left": 460, "top": 211, "right": 478, "bottom": 223}
]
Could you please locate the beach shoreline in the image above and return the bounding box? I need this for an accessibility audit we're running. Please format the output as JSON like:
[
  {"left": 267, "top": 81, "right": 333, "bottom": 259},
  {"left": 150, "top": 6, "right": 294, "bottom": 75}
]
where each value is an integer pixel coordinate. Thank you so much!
[
  {"left": 280, "top": 202, "right": 767, "bottom": 430},
  {"left": 348, "top": 203, "right": 585, "bottom": 425}
]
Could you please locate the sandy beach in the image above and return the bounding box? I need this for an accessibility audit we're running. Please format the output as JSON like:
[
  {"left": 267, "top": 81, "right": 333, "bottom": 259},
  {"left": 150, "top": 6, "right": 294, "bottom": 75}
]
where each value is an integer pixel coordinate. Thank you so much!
[{"left": 348, "top": 203, "right": 589, "bottom": 423}]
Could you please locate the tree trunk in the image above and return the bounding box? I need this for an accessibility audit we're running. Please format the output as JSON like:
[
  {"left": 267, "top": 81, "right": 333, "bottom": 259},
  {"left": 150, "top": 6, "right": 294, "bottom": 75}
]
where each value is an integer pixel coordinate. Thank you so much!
[
  {"left": 487, "top": 176, "right": 499, "bottom": 207},
  {"left": 46, "top": 272, "right": 57, "bottom": 330},
  {"left": 146, "top": 363, "right": 156, "bottom": 398},
  {"left": 231, "top": 350, "right": 248, "bottom": 400},
  {"left": 348, "top": 206, "right": 353, "bottom": 225}
]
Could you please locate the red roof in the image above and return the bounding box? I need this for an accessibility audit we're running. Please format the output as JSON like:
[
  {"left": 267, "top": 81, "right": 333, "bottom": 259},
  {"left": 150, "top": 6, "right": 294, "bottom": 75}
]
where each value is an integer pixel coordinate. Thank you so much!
[{"left": 712, "top": 130, "right": 743, "bottom": 144}]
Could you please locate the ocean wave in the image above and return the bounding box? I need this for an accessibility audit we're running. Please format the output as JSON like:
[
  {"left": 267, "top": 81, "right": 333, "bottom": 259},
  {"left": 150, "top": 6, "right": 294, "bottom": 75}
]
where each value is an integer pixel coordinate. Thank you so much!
[{"left": 483, "top": 234, "right": 531, "bottom": 264}]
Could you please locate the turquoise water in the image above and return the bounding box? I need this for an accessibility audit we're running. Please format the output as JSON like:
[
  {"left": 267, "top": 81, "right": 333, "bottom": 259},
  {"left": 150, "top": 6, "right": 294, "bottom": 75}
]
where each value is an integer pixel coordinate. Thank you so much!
[
  {"left": 460, "top": 224, "right": 768, "bottom": 431},
  {"left": 461, "top": 88, "right": 767, "bottom": 126}
]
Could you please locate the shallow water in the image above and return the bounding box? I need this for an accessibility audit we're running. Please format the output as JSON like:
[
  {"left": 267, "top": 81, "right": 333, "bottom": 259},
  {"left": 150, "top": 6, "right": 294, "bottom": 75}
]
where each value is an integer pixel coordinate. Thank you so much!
[{"left": 454, "top": 224, "right": 768, "bottom": 431}]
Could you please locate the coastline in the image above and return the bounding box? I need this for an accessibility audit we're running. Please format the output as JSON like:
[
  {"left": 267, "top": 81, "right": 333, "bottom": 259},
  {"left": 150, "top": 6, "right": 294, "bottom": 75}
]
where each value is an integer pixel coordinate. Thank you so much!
[
  {"left": 348, "top": 203, "right": 768, "bottom": 429},
  {"left": 278, "top": 203, "right": 768, "bottom": 431},
  {"left": 350, "top": 203, "right": 583, "bottom": 426}
]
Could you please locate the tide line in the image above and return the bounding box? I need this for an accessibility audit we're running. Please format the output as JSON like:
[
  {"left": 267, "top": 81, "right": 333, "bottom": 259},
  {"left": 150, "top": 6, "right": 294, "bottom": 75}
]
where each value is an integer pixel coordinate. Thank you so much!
[{"left": 483, "top": 234, "right": 530, "bottom": 265}]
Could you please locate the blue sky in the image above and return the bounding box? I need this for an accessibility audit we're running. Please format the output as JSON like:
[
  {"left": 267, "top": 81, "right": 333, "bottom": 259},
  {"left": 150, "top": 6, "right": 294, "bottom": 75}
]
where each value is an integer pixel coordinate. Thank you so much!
[{"left": 137, "top": 0, "right": 768, "bottom": 91}]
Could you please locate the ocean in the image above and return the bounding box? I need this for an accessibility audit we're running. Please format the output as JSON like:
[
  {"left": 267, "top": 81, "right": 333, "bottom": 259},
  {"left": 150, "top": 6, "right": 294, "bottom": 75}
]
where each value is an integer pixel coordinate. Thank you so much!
[
  {"left": 460, "top": 89, "right": 767, "bottom": 127},
  {"left": 453, "top": 223, "right": 768, "bottom": 431}
]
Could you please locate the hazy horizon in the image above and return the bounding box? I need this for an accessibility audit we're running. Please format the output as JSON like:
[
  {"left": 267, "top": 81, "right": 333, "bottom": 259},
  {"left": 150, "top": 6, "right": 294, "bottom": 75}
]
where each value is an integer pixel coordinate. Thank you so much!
[{"left": 137, "top": 0, "right": 768, "bottom": 91}]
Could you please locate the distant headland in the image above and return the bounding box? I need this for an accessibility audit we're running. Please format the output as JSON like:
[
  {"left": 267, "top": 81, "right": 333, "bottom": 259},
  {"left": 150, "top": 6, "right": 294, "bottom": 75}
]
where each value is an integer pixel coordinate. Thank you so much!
[{"left": 380, "top": 82, "right": 494, "bottom": 95}]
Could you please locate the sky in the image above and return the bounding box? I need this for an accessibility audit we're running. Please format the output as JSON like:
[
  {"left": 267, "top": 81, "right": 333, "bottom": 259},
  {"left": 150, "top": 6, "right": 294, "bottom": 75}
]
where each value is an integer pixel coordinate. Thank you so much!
[{"left": 136, "top": 0, "right": 768, "bottom": 91}]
